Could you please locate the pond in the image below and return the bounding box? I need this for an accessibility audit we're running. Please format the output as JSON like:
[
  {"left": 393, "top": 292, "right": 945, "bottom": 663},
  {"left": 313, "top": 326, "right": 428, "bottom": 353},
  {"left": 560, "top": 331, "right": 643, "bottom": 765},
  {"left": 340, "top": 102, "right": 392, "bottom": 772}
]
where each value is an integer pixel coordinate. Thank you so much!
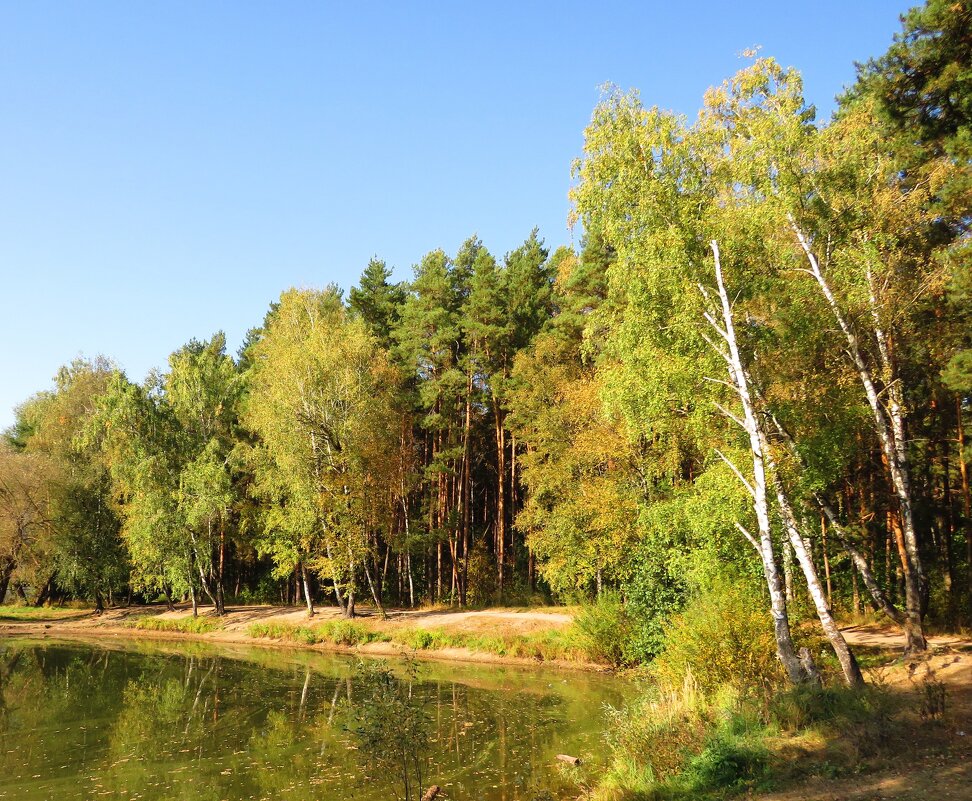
[{"left": 0, "top": 637, "right": 631, "bottom": 801}]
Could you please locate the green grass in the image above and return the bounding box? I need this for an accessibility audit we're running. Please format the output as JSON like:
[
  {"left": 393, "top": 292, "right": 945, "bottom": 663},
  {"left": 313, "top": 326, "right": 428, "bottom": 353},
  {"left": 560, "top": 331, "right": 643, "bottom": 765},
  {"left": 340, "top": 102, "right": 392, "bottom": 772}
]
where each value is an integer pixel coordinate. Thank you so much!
[
  {"left": 131, "top": 616, "right": 223, "bottom": 634},
  {"left": 593, "top": 678, "right": 915, "bottom": 800},
  {"left": 245, "top": 618, "right": 590, "bottom": 662},
  {"left": 0, "top": 605, "right": 90, "bottom": 621},
  {"left": 247, "top": 620, "right": 391, "bottom": 646}
]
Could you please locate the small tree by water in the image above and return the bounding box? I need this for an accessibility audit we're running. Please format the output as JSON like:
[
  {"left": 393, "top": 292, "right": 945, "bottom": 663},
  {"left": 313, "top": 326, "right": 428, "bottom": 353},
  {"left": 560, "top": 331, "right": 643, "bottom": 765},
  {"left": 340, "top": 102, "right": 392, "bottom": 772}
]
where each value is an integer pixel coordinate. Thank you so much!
[{"left": 346, "top": 658, "right": 432, "bottom": 801}]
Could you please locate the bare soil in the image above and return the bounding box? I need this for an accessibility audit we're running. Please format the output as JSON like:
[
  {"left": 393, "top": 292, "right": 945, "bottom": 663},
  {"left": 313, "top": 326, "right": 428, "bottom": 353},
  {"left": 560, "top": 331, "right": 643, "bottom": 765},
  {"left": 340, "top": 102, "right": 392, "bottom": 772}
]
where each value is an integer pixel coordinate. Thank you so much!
[{"left": 752, "top": 626, "right": 972, "bottom": 801}]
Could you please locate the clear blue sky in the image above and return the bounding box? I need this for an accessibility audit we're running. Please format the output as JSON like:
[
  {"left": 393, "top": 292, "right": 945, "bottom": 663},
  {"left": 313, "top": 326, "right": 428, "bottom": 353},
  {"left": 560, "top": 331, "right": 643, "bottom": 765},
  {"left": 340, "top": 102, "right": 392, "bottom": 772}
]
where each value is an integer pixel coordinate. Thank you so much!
[{"left": 0, "top": 1, "right": 906, "bottom": 429}]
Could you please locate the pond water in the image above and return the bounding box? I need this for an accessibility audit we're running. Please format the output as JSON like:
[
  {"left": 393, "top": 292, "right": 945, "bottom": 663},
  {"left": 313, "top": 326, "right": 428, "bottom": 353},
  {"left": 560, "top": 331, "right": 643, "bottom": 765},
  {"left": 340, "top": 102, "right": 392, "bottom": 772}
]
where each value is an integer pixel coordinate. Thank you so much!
[{"left": 0, "top": 637, "right": 631, "bottom": 801}]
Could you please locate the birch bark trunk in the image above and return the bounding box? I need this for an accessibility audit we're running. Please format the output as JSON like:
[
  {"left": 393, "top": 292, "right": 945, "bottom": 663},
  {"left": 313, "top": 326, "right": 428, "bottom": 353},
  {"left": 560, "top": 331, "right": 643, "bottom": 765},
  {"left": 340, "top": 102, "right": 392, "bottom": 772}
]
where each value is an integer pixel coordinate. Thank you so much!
[
  {"left": 792, "top": 224, "right": 926, "bottom": 653},
  {"left": 704, "top": 241, "right": 810, "bottom": 685},
  {"left": 761, "top": 430, "right": 864, "bottom": 687},
  {"left": 300, "top": 561, "right": 315, "bottom": 618},
  {"left": 764, "top": 409, "right": 906, "bottom": 628}
]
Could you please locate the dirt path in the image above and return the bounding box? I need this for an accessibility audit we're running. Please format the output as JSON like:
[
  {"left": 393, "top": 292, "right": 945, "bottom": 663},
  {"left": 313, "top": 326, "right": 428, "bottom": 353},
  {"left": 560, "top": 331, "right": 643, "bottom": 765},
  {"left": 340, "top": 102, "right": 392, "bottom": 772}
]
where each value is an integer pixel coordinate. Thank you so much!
[{"left": 753, "top": 627, "right": 972, "bottom": 801}]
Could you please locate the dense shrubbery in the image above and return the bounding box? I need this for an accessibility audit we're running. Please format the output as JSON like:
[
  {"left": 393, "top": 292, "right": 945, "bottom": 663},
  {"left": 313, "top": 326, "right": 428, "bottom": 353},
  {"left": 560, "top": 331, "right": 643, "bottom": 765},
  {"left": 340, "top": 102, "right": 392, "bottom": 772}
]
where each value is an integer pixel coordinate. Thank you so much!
[
  {"left": 574, "top": 593, "right": 634, "bottom": 666},
  {"left": 650, "top": 578, "right": 784, "bottom": 698},
  {"left": 593, "top": 579, "right": 918, "bottom": 800}
]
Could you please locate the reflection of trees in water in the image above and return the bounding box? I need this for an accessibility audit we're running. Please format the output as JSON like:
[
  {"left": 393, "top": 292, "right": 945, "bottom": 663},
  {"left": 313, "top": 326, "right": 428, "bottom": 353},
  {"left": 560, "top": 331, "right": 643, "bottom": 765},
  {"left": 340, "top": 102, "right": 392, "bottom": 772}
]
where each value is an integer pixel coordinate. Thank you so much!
[{"left": 0, "top": 643, "right": 605, "bottom": 801}]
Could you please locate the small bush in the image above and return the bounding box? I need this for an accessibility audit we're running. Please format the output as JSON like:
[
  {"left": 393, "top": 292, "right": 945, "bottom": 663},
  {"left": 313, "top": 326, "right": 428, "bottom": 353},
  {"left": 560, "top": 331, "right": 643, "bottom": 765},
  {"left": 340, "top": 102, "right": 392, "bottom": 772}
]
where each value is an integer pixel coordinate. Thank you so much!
[
  {"left": 678, "top": 724, "right": 770, "bottom": 794},
  {"left": 247, "top": 620, "right": 389, "bottom": 646},
  {"left": 651, "top": 577, "right": 783, "bottom": 698},
  {"left": 395, "top": 627, "right": 453, "bottom": 651},
  {"left": 916, "top": 678, "right": 947, "bottom": 722},
  {"left": 573, "top": 592, "right": 632, "bottom": 666},
  {"left": 317, "top": 619, "right": 388, "bottom": 646}
]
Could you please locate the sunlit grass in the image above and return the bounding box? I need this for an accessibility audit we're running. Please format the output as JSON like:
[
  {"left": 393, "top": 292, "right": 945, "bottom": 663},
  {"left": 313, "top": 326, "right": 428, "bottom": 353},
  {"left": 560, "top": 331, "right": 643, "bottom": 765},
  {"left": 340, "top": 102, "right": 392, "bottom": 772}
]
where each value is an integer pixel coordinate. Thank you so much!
[
  {"left": 131, "top": 616, "right": 223, "bottom": 634},
  {"left": 245, "top": 618, "right": 592, "bottom": 662},
  {"left": 0, "top": 605, "right": 91, "bottom": 621}
]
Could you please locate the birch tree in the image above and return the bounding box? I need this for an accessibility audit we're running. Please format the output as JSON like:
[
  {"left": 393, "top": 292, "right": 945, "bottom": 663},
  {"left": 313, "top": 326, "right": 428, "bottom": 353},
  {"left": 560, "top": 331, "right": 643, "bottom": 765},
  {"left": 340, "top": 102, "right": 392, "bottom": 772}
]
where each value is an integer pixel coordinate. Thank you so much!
[{"left": 245, "top": 287, "right": 399, "bottom": 618}]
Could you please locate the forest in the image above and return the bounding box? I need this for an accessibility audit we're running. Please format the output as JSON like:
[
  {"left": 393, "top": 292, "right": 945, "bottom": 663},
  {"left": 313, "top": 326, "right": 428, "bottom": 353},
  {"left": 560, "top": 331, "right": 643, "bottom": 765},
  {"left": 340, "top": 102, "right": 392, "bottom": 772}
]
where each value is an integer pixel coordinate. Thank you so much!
[{"left": 2, "top": 0, "right": 970, "bottom": 692}]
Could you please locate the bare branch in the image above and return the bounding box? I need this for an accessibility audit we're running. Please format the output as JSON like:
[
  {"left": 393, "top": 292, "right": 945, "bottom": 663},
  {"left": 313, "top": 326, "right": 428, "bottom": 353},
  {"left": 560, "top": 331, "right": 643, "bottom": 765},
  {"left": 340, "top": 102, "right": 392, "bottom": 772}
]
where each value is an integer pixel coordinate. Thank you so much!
[
  {"left": 715, "top": 448, "right": 756, "bottom": 499},
  {"left": 735, "top": 522, "right": 760, "bottom": 553},
  {"left": 699, "top": 331, "right": 732, "bottom": 365},
  {"left": 713, "top": 401, "right": 746, "bottom": 430}
]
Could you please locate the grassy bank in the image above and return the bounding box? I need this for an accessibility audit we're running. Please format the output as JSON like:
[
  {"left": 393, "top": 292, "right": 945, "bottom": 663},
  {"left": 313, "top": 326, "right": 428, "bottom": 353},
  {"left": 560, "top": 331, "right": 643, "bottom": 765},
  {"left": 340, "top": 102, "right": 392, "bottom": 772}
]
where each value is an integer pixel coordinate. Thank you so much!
[
  {"left": 246, "top": 618, "right": 588, "bottom": 662},
  {"left": 129, "top": 616, "right": 225, "bottom": 635},
  {"left": 0, "top": 602, "right": 610, "bottom": 668}
]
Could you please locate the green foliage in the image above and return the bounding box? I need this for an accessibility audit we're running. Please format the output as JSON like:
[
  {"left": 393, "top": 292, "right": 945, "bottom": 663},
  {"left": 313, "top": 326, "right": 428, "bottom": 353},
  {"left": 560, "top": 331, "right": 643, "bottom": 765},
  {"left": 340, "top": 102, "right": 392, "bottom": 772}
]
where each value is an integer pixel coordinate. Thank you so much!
[
  {"left": 621, "top": 546, "right": 690, "bottom": 663},
  {"left": 675, "top": 723, "right": 770, "bottom": 796},
  {"left": 9, "top": 358, "right": 128, "bottom": 606},
  {"left": 651, "top": 577, "right": 783, "bottom": 699},
  {"left": 244, "top": 287, "right": 402, "bottom": 608},
  {"left": 598, "top": 678, "right": 908, "bottom": 800},
  {"left": 346, "top": 659, "right": 432, "bottom": 801},
  {"left": 573, "top": 593, "right": 633, "bottom": 667}
]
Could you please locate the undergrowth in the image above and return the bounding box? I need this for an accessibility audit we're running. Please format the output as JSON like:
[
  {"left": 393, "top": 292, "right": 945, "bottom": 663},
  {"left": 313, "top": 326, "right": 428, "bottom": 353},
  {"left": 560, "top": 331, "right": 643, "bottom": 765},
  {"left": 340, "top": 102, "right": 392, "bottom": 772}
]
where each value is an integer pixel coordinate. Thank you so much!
[{"left": 592, "top": 579, "right": 923, "bottom": 800}]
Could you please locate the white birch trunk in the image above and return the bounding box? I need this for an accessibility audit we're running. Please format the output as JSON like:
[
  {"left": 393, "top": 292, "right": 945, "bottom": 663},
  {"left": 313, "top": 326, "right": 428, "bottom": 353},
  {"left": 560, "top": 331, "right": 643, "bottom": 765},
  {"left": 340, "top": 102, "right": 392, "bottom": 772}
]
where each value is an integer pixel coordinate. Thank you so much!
[
  {"left": 760, "top": 428, "right": 864, "bottom": 687},
  {"left": 704, "top": 241, "right": 810, "bottom": 684},
  {"left": 792, "top": 224, "right": 926, "bottom": 652}
]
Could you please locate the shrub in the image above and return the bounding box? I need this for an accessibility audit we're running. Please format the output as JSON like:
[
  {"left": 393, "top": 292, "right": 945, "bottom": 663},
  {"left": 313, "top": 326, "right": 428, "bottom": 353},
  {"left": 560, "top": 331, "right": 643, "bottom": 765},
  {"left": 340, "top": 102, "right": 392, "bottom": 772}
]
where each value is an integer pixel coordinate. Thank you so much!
[
  {"left": 678, "top": 727, "right": 770, "bottom": 794},
  {"left": 395, "top": 627, "right": 453, "bottom": 651},
  {"left": 622, "top": 548, "right": 689, "bottom": 663},
  {"left": 573, "top": 592, "right": 632, "bottom": 666},
  {"left": 317, "top": 619, "right": 387, "bottom": 646},
  {"left": 769, "top": 683, "right": 899, "bottom": 757},
  {"left": 651, "top": 577, "right": 783, "bottom": 698}
]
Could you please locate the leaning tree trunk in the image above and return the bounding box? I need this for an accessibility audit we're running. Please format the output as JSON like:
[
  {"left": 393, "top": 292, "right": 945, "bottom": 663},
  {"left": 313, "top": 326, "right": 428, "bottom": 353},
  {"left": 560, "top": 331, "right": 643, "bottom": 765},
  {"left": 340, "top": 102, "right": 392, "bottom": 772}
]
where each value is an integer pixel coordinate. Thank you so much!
[
  {"left": 763, "top": 438, "right": 864, "bottom": 688},
  {"left": 818, "top": 497, "right": 905, "bottom": 626},
  {"left": 702, "top": 241, "right": 812, "bottom": 685},
  {"left": 765, "top": 408, "right": 907, "bottom": 630},
  {"left": 363, "top": 557, "right": 385, "bottom": 618},
  {"left": 162, "top": 584, "right": 175, "bottom": 612},
  {"left": 189, "top": 530, "right": 220, "bottom": 613},
  {"left": 0, "top": 556, "right": 14, "bottom": 604},
  {"left": 792, "top": 224, "right": 926, "bottom": 653},
  {"left": 32, "top": 575, "right": 54, "bottom": 607}
]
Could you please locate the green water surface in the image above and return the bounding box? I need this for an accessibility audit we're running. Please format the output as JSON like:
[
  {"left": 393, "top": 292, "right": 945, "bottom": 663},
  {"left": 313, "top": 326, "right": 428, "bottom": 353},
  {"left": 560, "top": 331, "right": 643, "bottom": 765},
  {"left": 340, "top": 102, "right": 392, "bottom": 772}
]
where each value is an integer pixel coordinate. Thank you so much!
[{"left": 0, "top": 636, "right": 629, "bottom": 801}]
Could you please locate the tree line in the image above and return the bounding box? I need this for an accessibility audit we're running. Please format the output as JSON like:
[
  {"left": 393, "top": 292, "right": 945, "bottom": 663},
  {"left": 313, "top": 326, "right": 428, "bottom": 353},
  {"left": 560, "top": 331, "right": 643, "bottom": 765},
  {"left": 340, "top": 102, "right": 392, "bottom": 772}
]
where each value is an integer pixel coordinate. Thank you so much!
[{"left": 2, "top": 0, "right": 969, "bottom": 678}]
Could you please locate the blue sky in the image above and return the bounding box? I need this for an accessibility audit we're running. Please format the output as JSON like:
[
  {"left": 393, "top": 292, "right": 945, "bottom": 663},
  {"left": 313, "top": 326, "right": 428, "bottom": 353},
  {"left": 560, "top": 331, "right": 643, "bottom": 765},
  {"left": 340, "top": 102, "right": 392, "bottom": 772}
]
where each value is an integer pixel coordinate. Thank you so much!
[{"left": 0, "top": 1, "right": 906, "bottom": 428}]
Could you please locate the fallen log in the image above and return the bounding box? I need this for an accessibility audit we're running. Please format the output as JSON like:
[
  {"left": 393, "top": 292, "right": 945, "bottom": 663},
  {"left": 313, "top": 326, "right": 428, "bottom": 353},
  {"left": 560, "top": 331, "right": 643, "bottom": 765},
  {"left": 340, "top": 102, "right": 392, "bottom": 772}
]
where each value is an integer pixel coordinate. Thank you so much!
[
  {"left": 556, "top": 754, "right": 581, "bottom": 766},
  {"left": 422, "top": 785, "right": 441, "bottom": 801}
]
